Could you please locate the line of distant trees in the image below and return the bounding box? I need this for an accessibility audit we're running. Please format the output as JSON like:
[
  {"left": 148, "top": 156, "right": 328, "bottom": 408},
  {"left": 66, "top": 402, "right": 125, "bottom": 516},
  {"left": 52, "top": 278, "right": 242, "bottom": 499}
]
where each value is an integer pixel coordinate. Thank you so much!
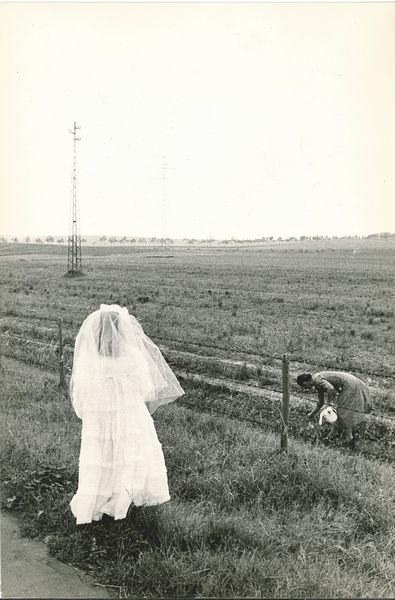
[
  {"left": 2, "top": 236, "right": 86, "bottom": 244},
  {"left": 1, "top": 232, "right": 394, "bottom": 245}
]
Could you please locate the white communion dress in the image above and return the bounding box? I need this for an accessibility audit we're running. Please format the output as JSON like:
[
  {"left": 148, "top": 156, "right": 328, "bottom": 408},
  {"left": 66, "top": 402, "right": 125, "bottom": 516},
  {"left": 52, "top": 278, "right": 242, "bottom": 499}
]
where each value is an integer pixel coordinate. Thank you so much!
[{"left": 69, "top": 304, "right": 184, "bottom": 525}]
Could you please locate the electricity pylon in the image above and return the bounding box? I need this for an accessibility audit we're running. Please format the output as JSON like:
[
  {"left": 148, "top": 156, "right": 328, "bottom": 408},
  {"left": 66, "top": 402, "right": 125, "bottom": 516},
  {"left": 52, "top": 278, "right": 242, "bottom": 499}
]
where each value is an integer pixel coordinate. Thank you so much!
[{"left": 67, "top": 122, "right": 83, "bottom": 276}]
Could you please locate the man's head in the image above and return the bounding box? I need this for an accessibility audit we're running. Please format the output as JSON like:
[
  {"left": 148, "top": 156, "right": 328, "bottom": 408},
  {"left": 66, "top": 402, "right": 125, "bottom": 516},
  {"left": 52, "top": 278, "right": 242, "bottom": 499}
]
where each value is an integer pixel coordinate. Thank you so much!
[{"left": 296, "top": 372, "right": 314, "bottom": 389}]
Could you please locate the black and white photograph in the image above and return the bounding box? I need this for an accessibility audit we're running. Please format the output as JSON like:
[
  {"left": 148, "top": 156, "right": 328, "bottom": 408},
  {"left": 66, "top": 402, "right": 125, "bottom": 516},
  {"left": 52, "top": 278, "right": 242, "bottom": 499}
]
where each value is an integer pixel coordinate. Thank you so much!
[{"left": 1, "top": 1, "right": 394, "bottom": 598}]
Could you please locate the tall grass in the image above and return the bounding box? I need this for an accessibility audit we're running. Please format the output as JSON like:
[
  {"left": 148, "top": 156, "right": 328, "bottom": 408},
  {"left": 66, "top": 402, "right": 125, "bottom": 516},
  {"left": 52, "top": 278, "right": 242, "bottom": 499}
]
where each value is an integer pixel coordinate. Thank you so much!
[{"left": 1, "top": 358, "right": 394, "bottom": 598}]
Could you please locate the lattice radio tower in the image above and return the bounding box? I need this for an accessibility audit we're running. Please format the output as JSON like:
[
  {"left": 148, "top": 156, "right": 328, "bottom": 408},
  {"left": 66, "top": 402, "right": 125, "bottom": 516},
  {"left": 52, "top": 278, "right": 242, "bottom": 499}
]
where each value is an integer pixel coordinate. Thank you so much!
[{"left": 67, "top": 121, "right": 83, "bottom": 276}]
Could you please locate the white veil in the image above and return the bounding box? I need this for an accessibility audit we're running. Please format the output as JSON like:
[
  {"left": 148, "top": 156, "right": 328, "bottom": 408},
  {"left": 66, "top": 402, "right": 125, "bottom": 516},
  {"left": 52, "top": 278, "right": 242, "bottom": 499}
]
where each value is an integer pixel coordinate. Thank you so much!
[{"left": 70, "top": 304, "right": 184, "bottom": 417}]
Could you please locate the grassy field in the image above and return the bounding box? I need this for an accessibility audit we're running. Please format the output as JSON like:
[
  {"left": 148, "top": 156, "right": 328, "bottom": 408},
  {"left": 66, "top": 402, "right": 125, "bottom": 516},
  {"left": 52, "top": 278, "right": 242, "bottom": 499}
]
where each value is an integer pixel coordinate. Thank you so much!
[
  {"left": 1, "top": 238, "right": 394, "bottom": 408},
  {"left": 1, "top": 239, "right": 394, "bottom": 597},
  {"left": 1, "top": 358, "right": 395, "bottom": 598}
]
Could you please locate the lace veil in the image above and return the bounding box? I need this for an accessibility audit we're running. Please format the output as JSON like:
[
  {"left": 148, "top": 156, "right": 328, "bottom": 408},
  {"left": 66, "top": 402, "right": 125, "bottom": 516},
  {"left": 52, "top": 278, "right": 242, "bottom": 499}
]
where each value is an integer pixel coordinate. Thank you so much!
[{"left": 70, "top": 304, "right": 184, "bottom": 417}]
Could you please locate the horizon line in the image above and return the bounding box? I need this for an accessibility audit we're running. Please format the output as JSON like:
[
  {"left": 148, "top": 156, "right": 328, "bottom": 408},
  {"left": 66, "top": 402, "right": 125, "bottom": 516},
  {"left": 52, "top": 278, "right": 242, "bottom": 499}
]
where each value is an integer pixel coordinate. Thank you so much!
[{"left": 1, "top": 232, "right": 394, "bottom": 243}]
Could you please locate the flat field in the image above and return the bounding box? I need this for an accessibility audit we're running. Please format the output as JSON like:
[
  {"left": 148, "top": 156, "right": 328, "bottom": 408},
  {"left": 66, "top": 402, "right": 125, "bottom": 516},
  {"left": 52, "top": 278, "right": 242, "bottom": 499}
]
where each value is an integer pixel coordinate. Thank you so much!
[
  {"left": 1, "top": 239, "right": 394, "bottom": 598},
  {"left": 1, "top": 238, "right": 394, "bottom": 407}
]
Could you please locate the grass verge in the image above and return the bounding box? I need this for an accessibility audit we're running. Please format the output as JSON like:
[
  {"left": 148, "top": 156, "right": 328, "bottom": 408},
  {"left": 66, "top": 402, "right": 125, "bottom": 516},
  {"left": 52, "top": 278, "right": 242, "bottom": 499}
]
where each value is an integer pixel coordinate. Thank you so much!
[{"left": 1, "top": 357, "right": 394, "bottom": 598}]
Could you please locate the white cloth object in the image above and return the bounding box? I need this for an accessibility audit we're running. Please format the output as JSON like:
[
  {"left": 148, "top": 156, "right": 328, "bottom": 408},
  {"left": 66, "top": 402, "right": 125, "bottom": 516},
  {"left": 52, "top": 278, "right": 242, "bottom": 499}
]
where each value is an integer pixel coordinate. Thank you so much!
[
  {"left": 319, "top": 406, "right": 338, "bottom": 426},
  {"left": 69, "top": 304, "right": 184, "bottom": 524}
]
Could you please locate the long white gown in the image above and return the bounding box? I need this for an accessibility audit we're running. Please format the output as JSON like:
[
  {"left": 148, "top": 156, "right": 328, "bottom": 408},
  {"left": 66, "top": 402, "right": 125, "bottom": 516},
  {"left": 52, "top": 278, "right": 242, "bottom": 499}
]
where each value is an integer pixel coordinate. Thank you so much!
[{"left": 69, "top": 305, "right": 184, "bottom": 525}]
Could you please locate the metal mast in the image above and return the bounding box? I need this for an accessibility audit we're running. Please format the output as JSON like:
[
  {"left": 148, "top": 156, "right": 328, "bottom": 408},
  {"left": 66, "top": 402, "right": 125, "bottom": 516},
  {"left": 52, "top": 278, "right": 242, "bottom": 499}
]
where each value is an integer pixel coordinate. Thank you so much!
[
  {"left": 161, "top": 155, "right": 167, "bottom": 252},
  {"left": 67, "top": 121, "right": 83, "bottom": 275}
]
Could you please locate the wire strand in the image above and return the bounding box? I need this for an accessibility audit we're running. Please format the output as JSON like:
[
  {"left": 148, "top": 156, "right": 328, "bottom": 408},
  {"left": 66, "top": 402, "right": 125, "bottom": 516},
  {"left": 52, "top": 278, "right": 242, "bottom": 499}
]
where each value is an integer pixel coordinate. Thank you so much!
[
  {"left": 1, "top": 310, "right": 394, "bottom": 380},
  {"left": 2, "top": 330, "right": 394, "bottom": 425}
]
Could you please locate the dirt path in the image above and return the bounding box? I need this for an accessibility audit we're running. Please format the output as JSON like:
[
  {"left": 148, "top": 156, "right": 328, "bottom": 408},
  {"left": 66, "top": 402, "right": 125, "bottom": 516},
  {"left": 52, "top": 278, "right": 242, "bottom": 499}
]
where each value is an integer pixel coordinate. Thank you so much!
[{"left": 1, "top": 512, "right": 110, "bottom": 599}]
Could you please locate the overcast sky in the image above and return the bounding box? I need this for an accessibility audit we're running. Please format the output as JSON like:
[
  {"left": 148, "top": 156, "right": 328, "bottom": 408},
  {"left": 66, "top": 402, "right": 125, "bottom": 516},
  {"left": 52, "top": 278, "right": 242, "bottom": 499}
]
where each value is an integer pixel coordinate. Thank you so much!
[{"left": 1, "top": 2, "right": 395, "bottom": 239}]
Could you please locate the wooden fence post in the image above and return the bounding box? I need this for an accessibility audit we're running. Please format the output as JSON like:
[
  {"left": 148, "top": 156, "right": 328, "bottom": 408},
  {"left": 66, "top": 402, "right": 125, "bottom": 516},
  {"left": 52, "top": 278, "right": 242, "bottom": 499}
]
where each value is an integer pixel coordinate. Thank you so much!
[
  {"left": 58, "top": 317, "right": 65, "bottom": 388},
  {"left": 281, "top": 353, "right": 290, "bottom": 451}
]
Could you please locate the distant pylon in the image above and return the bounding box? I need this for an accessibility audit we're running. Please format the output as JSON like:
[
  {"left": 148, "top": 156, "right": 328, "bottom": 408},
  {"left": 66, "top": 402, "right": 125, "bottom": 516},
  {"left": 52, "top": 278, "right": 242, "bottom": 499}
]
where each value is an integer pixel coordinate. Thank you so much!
[
  {"left": 67, "top": 121, "right": 83, "bottom": 276},
  {"left": 161, "top": 155, "right": 167, "bottom": 252}
]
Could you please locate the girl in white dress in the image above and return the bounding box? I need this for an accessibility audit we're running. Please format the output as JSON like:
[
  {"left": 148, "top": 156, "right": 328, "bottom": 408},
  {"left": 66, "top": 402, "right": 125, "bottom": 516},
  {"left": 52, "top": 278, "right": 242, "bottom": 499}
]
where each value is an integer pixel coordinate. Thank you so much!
[{"left": 69, "top": 304, "right": 184, "bottom": 525}]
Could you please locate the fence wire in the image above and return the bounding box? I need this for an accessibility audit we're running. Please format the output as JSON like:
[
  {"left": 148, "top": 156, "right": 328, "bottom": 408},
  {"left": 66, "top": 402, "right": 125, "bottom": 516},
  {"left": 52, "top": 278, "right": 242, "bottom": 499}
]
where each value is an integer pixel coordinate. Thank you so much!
[
  {"left": 1, "top": 328, "right": 394, "bottom": 425},
  {"left": 0, "top": 310, "right": 394, "bottom": 380}
]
